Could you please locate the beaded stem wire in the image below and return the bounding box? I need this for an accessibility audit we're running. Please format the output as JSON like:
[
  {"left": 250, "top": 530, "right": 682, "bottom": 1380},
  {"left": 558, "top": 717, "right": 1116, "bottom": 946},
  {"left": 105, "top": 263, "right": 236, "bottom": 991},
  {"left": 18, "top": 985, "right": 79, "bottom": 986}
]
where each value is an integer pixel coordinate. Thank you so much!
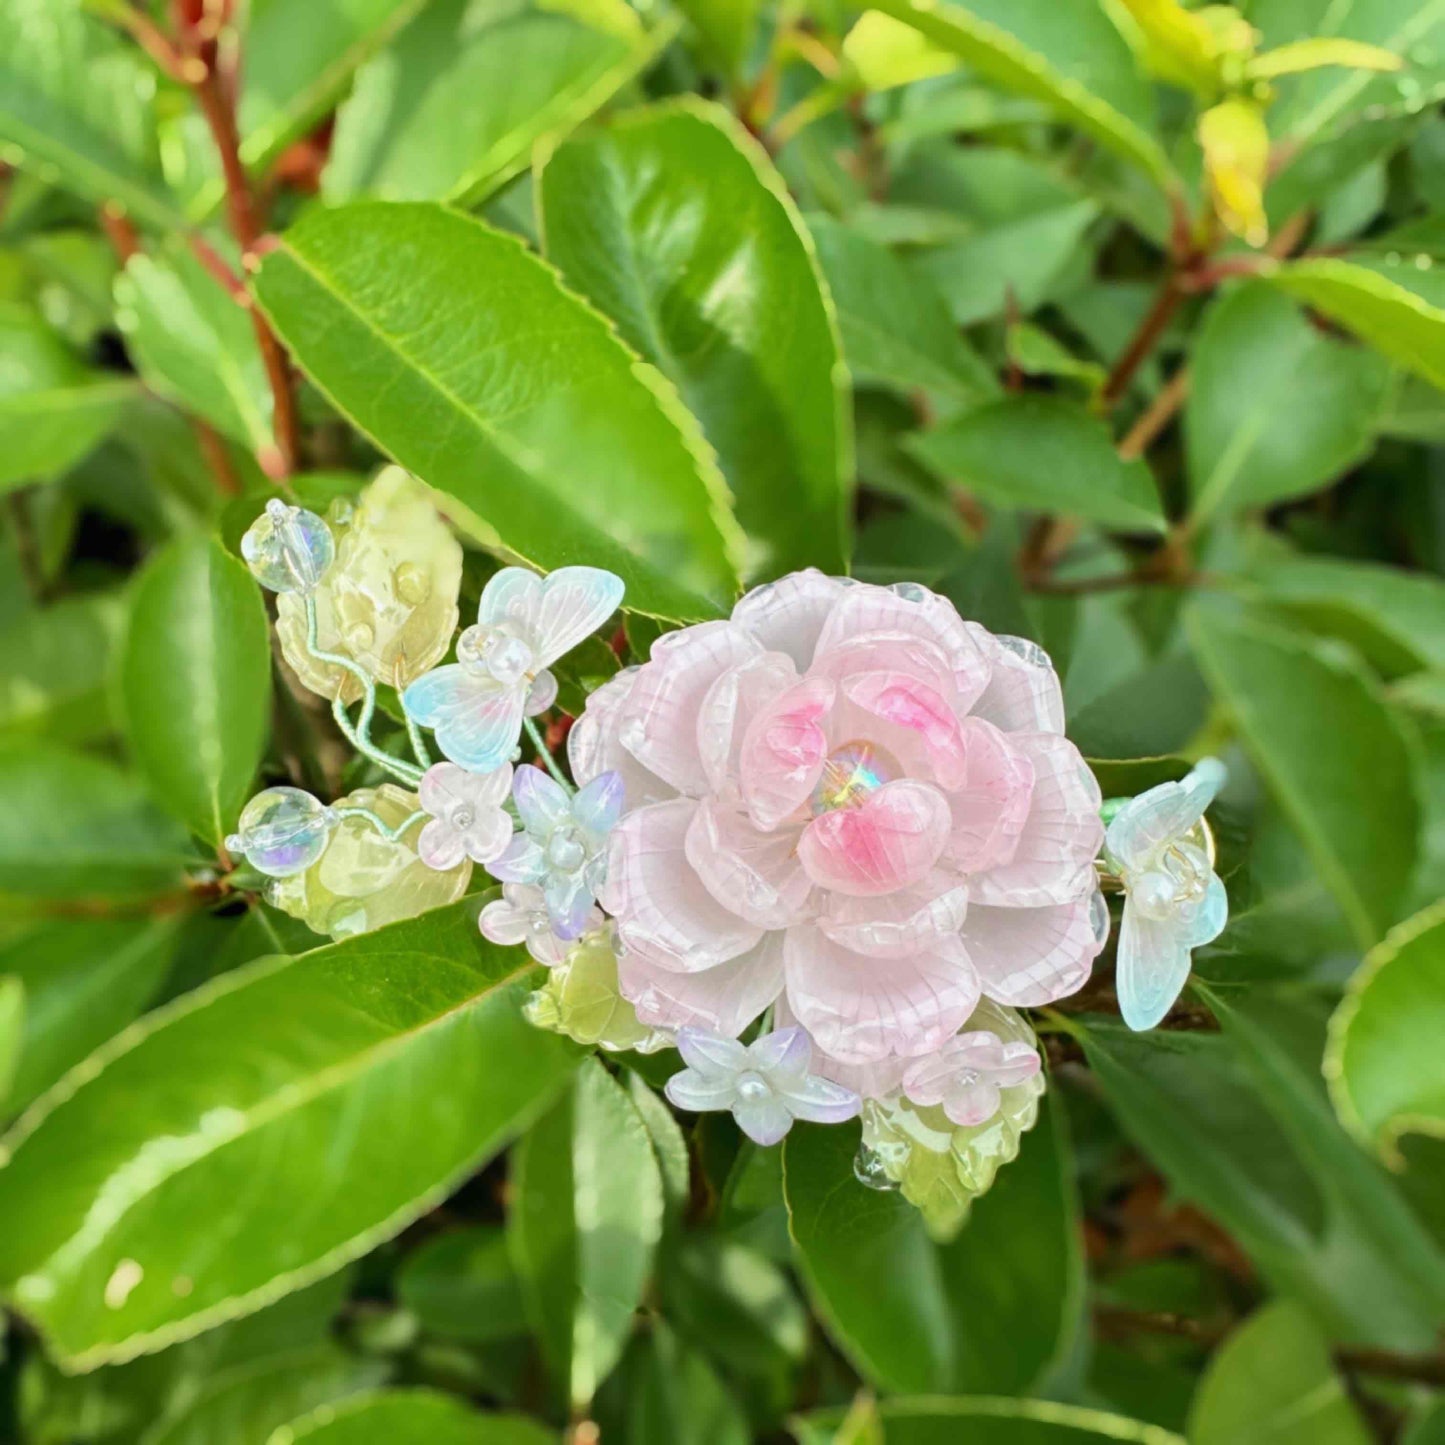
[{"left": 331, "top": 806, "right": 427, "bottom": 841}]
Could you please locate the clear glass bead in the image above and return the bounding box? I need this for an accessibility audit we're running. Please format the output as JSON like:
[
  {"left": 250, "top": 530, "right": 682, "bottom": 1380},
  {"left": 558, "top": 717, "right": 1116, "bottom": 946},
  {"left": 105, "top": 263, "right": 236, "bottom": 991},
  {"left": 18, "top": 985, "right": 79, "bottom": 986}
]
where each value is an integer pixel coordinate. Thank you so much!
[
  {"left": 241, "top": 500, "right": 334, "bottom": 595},
  {"left": 226, "top": 787, "right": 333, "bottom": 878}
]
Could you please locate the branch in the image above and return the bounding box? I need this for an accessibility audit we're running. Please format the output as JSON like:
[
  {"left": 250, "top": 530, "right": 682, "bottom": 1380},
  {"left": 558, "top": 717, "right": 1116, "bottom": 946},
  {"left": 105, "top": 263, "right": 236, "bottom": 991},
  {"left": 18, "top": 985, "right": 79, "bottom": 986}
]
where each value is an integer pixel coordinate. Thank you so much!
[{"left": 1101, "top": 271, "right": 1184, "bottom": 409}]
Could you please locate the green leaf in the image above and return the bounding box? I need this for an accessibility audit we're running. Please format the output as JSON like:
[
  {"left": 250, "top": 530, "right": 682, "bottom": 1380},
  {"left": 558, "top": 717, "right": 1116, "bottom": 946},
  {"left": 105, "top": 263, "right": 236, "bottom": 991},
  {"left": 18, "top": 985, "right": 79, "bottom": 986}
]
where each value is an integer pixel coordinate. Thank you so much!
[
  {"left": 806, "top": 212, "right": 998, "bottom": 402},
  {"left": 0, "top": 746, "right": 195, "bottom": 903},
  {"left": 0, "top": 305, "right": 138, "bottom": 494},
  {"left": 626, "top": 1073, "right": 690, "bottom": 1216},
  {"left": 509, "top": 1057, "right": 664, "bottom": 1410},
  {"left": 0, "top": 902, "right": 579, "bottom": 1369},
  {"left": 118, "top": 536, "right": 272, "bottom": 848},
  {"left": 864, "top": 0, "right": 1170, "bottom": 184},
  {"left": 1078, "top": 1007, "right": 1445, "bottom": 1347},
  {"left": 1188, "top": 1302, "right": 1370, "bottom": 1445},
  {"left": 272, "top": 1389, "right": 554, "bottom": 1444},
  {"left": 1187, "top": 605, "right": 1418, "bottom": 947},
  {"left": 326, "top": 0, "right": 662, "bottom": 206},
  {"left": 599, "top": 1320, "right": 750, "bottom": 1445},
  {"left": 843, "top": 11, "right": 961, "bottom": 89},
  {"left": 1186, "top": 282, "right": 1389, "bottom": 523},
  {"left": 908, "top": 396, "right": 1166, "bottom": 533},
  {"left": 1248, "top": 553, "right": 1445, "bottom": 675},
  {"left": 539, "top": 99, "right": 852, "bottom": 577},
  {"left": 783, "top": 1096, "right": 1080, "bottom": 1394},
  {"left": 1326, "top": 899, "right": 1445, "bottom": 1163},
  {"left": 802, "top": 1398, "right": 1186, "bottom": 1443},
  {"left": 115, "top": 247, "right": 273, "bottom": 457},
  {"left": 0, "top": 916, "right": 181, "bottom": 1114},
  {"left": 0, "top": 0, "right": 182, "bottom": 230},
  {"left": 673, "top": 0, "right": 761, "bottom": 75},
  {"left": 1265, "top": 256, "right": 1445, "bottom": 392},
  {"left": 252, "top": 202, "right": 742, "bottom": 622},
  {"left": 396, "top": 1225, "right": 528, "bottom": 1344},
  {"left": 0, "top": 976, "right": 21, "bottom": 1110},
  {"left": 0, "top": 591, "right": 123, "bottom": 746}
]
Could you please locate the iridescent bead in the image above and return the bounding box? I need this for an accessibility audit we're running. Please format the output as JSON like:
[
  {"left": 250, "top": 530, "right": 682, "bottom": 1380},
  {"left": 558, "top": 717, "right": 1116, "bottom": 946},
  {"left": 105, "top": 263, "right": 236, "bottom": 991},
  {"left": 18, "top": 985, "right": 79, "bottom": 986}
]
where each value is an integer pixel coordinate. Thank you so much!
[
  {"left": 809, "top": 740, "right": 899, "bottom": 816},
  {"left": 241, "top": 499, "right": 334, "bottom": 595},
  {"left": 226, "top": 787, "right": 334, "bottom": 878}
]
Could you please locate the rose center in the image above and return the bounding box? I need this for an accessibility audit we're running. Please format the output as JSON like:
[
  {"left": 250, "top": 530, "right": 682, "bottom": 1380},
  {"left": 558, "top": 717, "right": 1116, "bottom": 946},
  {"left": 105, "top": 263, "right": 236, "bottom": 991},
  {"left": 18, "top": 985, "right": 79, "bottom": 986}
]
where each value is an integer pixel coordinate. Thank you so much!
[{"left": 809, "top": 740, "right": 900, "bottom": 815}]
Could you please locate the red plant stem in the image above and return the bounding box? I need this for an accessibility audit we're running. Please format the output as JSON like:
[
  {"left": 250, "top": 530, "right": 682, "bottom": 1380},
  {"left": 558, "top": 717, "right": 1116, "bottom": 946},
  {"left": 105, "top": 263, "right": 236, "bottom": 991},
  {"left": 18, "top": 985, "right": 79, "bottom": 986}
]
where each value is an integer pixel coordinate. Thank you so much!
[{"left": 1101, "top": 271, "right": 1185, "bottom": 409}]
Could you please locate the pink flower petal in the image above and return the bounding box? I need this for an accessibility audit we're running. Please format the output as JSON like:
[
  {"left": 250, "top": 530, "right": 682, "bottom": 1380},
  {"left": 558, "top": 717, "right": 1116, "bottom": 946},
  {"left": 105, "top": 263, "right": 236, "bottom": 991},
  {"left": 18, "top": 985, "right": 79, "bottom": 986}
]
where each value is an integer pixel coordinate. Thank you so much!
[
  {"left": 568, "top": 668, "right": 674, "bottom": 808},
  {"left": 948, "top": 718, "right": 1035, "bottom": 873},
  {"left": 601, "top": 799, "right": 762, "bottom": 972},
  {"left": 961, "top": 896, "right": 1102, "bottom": 1005},
  {"left": 966, "top": 734, "right": 1102, "bottom": 906},
  {"left": 417, "top": 817, "right": 468, "bottom": 872},
  {"left": 619, "top": 931, "right": 786, "bottom": 1036},
  {"left": 814, "top": 584, "right": 991, "bottom": 709},
  {"left": 797, "top": 779, "right": 950, "bottom": 897},
  {"left": 730, "top": 569, "right": 848, "bottom": 668},
  {"left": 842, "top": 670, "right": 968, "bottom": 790},
  {"left": 818, "top": 870, "right": 968, "bottom": 957},
  {"left": 739, "top": 676, "right": 835, "bottom": 831},
  {"left": 697, "top": 651, "right": 797, "bottom": 796},
  {"left": 966, "top": 629, "right": 1065, "bottom": 735},
  {"left": 684, "top": 798, "right": 814, "bottom": 930},
  {"left": 783, "top": 923, "right": 980, "bottom": 1063}
]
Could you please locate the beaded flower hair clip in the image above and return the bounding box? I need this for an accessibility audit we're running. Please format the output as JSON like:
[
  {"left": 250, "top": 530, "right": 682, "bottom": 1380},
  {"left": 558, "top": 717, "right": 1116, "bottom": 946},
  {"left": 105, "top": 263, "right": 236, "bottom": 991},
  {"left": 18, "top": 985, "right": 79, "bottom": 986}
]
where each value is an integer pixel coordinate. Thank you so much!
[{"left": 230, "top": 473, "right": 1227, "bottom": 1237}]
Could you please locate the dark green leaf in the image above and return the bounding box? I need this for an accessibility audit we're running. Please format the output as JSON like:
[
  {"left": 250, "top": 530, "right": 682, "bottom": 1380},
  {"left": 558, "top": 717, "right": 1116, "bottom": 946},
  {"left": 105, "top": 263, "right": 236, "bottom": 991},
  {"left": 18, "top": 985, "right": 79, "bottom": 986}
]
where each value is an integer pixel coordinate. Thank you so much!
[
  {"left": 0, "top": 591, "right": 123, "bottom": 746},
  {"left": 118, "top": 536, "right": 272, "bottom": 848},
  {"left": 253, "top": 202, "right": 743, "bottom": 621},
  {"left": 599, "top": 1320, "right": 750, "bottom": 1445},
  {"left": 539, "top": 99, "right": 852, "bottom": 577},
  {"left": 801, "top": 1397, "right": 1186, "bottom": 1443},
  {"left": 0, "top": 901, "right": 579, "bottom": 1369},
  {"left": 396, "top": 1226, "right": 528, "bottom": 1344},
  {"left": 909, "top": 396, "right": 1166, "bottom": 533},
  {"left": 273, "top": 1389, "right": 555, "bottom": 1443}
]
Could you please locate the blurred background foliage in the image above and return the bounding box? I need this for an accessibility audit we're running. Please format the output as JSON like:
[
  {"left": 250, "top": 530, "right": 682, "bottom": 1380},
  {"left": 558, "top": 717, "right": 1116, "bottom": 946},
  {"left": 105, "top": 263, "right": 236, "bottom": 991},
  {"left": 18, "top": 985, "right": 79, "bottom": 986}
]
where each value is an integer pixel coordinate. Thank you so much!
[{"left": 0, "top": 0, "right": 1444, "bottom": 1441}]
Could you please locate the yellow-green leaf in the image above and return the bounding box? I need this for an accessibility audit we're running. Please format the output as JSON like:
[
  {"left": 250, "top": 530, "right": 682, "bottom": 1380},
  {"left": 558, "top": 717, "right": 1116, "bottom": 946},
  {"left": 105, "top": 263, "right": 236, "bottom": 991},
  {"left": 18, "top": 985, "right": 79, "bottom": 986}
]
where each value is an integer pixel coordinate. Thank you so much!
[
  {"left": 1250, "top": 36, "right": 1406, "bottom": 79},
  {"left": 1199, "top": 98, "right": 1270, "bottom": 247}
]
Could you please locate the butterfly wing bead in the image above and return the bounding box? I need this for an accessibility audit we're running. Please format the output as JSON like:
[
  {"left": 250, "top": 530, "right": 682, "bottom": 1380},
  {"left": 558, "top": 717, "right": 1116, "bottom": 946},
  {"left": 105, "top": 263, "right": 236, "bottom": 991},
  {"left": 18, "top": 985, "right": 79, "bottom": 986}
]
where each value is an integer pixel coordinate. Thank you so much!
[{"left": 402, "top": 665, "right": 526, "bottom": 774}]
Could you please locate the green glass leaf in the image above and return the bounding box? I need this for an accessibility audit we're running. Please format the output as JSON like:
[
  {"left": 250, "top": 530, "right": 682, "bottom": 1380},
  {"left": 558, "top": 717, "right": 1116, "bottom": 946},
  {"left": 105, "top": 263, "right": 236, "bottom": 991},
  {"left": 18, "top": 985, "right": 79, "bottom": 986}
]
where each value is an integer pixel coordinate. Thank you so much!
[
  {"left": 1326, "top": 899, "right": 1445, "bottom": 1163},
  {"left": 799, "top": 1398, "right": 1186, "bottom": 1443},
  {"left": 115, "top": 247, "right": 273, "bottom": 457},
  {"left": 864, "top": 0, "right": 1170, "bottom": 184},
  {"left": 509, "top": 1057, "right": 664, "bottom": 1410},
  {"left": 539, "top": 100, "right": 852, "bottom": 578},
  {"left": 783, "top": 1096, "right": 1081, "bottom": 1394},
  {"left": 118, "top": 536, "right": 272, "bottom": 848},
  {"left": 1265, "top": 256, "right": 1445, "bottom": 391},
  {"left": 0, "top": 902, "right": 579, "bottom": 1369},
  {"left": 0, "top": 591, "right": 123, "bottom": 746},
  {"left": 252, "top": 202, "right": 743, "bottom": 622},
  {"left": 1188, "top": 1301, "right": 1369, "bottom": 1445},
  {"left": 327, "top": 0, "right": 664, "bottom": 206},
  {"left": 272, "top": 1389, "right": 554, "bottom": 1443},
  {"left": 0, "top": 0, "right": 183, "bottom": 230},
  {"left": 1187, "top": 605, "right": 1418, "bottom": 946},
  {"left": 0, "top": 746, "right": 195, "bottom": 903},
  {"left": 1186, "top": 283, "right": 1389, "bottom": 522},
  {"left": 908, "top": 396, "right": 1166, "bottom": 533},
  {"left": 806, "top": 212, "right": 998, "bottom": 403},
  {"left": 0, "top": 305, "right": 138, "bottom": 495},
  {"left": 0, "top": 916, "right": 181, "bottom": 1114}
]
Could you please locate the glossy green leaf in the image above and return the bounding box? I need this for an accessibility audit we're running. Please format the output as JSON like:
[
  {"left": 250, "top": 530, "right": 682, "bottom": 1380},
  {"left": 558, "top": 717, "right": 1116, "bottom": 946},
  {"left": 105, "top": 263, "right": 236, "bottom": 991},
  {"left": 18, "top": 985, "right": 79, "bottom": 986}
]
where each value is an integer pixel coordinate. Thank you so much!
[
  {"left": 1248, "top": 553, "right": 1445, "bottom": 675},
  {"left": 1326, "top": 899, "right": 1445, "bottom": 1163},
  {"left": 0, "top": 591, "right": 123, "bottom": 746},
  {"left": 0, "top": 902, "right": 579, "bottom": 1369},
  {"left": 115, "top": 248, "right": 272, "bottom": 456},
  {"left": 908, "top": 396, "right": 1166, "bottom": 533},
  {"left": 0, "top": 916, "right": 181, "bottom": 1114},
  {"left": 1188, "top": 1301, "right": 1369, "bottom": 1445},
  {"left": 1187, "top": 605, "right": 1417, "bottom": 946},
  {"left": 0, "top": 305, "right": 138, "bottom": 494},
  {"left": 253, "top": 202, "right": 742, "bottom": 621},
  {"left": 865, "top": 0, "right": 1169, "bottom": 184},
  {"left": 803, "top": 1398, "right": 1185, "bottom": 1444},
  {"left": 509, "top": 1057, "right": 664, "bottom": 1410},
  {"left": 1265, "top": 256, "right": 1445, "bottom": 391},
  {"left": 806, "top": 212, "right": 997, "bottom": 402},
  {"left": 118, "top": 536, "right": 272, "bottom": 848},
  {"left": 0, "top": 0, "right": 182, "bottom": 230},
  {"left": 0, "top": 746, "right": 195, "bottom": 903},
  {"left": 327, "top": 0, "right": 660, "bottom": 206},
  {"left": 1187, "top": 283, "right": 1389, "bottom": 522},
  {"left": 396, "top": 1225, "right": 528, "bottom": 1344},
  {"left": 539, "top": 100, "right": 851, "bottom": 577},
  {"left": 273, "top": 1390, "right": 554, "bottom": 1444},
  {"left": 626, "top": 1073, "right": 690, "bottom": 1215},
  {"left": 784, "top": 1096, "right": 1081, "bottom": 1394}
]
